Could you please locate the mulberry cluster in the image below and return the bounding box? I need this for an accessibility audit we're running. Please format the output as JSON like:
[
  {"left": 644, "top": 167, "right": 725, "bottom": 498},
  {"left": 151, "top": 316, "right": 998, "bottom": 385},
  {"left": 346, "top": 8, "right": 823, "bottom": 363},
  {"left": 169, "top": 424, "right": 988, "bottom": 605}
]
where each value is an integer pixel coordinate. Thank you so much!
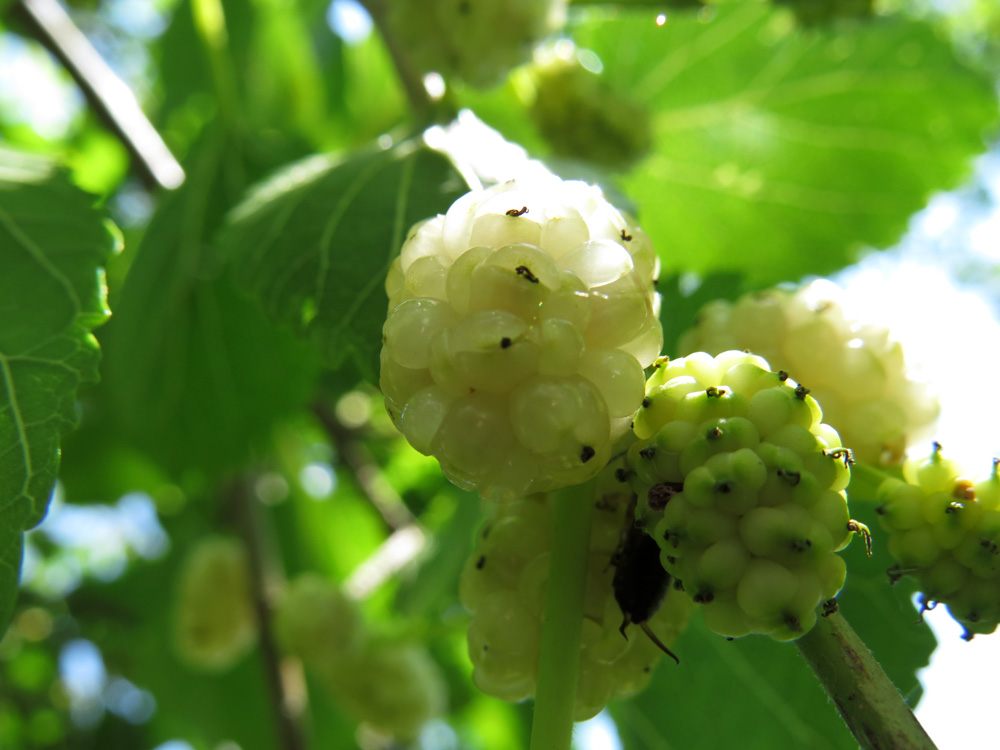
[
  {"left": 877, "top": 445, "right": 1000, "bottom": 639},
  {"left": 678, "top": 281, "right": 938, "bottom": 465},
  {"left": 381, "top": 177, "right": 661, "bottom": 500},
  {"left": 628, "top": 351, "right": 859, "bottom": 641},
  {"left": 458, "top": 468, "right": 693, "bottom": 720},
  {"left": 276, "top": 574, "right": 446, "bottom": 740}
]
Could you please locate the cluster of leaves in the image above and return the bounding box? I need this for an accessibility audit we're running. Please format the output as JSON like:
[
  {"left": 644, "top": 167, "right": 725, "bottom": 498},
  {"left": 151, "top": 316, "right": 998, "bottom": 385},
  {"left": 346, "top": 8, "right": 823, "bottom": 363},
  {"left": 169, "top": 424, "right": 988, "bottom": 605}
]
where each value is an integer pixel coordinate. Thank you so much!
[{"left": 0, "top": 0, "right": 998, "bottom": 748}]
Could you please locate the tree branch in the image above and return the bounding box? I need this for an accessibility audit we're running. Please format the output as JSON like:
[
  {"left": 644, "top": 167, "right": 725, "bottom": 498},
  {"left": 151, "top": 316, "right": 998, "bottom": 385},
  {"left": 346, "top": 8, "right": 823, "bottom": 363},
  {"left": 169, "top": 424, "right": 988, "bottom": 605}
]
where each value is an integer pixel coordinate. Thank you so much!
[
  {"left": 12, "top": 0, "right": 185, "bottom": 191},
  {"left": 796, "top": 609, "right": 938, "bottom": 750}
]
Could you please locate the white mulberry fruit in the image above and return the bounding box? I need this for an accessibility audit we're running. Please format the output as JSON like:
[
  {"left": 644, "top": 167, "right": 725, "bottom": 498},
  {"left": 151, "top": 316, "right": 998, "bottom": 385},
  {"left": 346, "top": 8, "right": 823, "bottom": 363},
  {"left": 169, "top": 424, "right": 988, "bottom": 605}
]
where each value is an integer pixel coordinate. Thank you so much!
[
  {"left": 381, "top": 177, "right": 661, "bottom": 500},
  {"left": 678, "top": 281, "right": 938, "bottom": 465},
  {"left": 459, "top": 467, "right": 692, "bottom": 719}
]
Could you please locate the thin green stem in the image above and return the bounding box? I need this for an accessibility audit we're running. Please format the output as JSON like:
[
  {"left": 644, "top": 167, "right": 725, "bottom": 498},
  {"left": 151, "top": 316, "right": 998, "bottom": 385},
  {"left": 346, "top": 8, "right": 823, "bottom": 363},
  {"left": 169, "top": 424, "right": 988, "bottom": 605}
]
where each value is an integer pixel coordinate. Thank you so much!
[
  {"left": 191, "top": 0, "right": 243, "bottom": 137},
  {"left": 796, "top": 610, "right": 938, "bottom": 750},
  {"left": 530, "top": 480, "right": 596, "bottom": 750},
  {"left": 355, "top": 0, "right": 434, "bottom": 122}
]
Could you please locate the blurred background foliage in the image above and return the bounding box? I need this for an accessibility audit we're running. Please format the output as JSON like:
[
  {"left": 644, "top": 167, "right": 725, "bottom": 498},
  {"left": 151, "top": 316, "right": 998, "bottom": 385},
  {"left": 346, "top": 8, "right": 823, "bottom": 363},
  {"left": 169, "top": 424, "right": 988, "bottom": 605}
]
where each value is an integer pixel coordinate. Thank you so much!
[{"left": 0, "top": 0, "right": 998, "bottom": 748}]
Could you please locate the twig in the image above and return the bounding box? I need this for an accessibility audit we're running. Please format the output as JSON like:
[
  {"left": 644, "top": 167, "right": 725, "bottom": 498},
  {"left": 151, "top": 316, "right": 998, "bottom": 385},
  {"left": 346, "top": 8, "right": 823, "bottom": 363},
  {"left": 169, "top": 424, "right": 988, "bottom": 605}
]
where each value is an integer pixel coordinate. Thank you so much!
[
  {"left": 311, "top": 400, "right": 416, "bottom": 531},
  {"left": 12, "top": 0, "right": 184, "bottom": 191},
  {"left": 231, "top": 479, "right": 307, "bottom": 750},
  {"left": 311, "top": 400, "right": 428, "bottom": 599},
  {"left": 354, "top": 0, "right": 434, "bottom": 120},
  {"left": 795, "top": 610, "right": 938, "bottom": 750}
]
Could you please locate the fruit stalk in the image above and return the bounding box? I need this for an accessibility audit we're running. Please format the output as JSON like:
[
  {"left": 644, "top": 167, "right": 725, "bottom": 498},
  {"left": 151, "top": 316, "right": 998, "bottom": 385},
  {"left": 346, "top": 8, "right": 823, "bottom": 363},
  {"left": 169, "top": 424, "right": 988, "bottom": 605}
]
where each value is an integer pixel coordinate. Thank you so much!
[
  {"left": 355, "top": 0, "right": 436, "bottom": 120},
  {"left": 529, "top": 480, "right": 596, "bottom": 750},
  {"left": 795, "top": 610, "right": 937, "bottom": 750}
]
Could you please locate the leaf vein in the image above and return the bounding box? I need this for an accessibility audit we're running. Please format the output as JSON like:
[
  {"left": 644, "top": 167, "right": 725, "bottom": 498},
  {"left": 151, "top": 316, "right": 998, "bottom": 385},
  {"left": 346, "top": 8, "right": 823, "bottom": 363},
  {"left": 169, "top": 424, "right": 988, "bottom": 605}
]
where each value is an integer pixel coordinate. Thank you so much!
[{"left": 0, "top": 204, "right": 81, "bottom": 310}]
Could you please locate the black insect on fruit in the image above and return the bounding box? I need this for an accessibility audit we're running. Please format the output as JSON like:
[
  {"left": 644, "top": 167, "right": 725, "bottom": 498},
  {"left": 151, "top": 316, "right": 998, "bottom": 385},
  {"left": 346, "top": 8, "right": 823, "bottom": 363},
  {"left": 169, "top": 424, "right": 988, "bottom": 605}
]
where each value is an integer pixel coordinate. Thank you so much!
[
  {"left": 611, "top": 496, "right": 680, "bottom": 664},
  {"left": 646, "top": 481, "right": 683, "bottom": 512}
]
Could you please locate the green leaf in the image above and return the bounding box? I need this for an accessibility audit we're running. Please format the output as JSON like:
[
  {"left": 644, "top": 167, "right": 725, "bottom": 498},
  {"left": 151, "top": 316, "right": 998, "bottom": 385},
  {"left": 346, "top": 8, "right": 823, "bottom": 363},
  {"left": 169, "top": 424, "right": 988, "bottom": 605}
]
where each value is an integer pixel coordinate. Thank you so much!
[
  {"left": 244, "top": 0, "right": 328, "bottom": 143},
  {"left": 574, "top": 5, "right": 998, "bottom": 284},
  {"left": 612, "top": 613, "right": 856, "bottom": 750},
  {"left": 102, "top": 132, "right": 322, "bottom": 479},
  {"left": 216, "top": 143, "right": 465, "bottom": 380},
  {"left": 0, "top": 147, "right": 114, "bottom": 633}
]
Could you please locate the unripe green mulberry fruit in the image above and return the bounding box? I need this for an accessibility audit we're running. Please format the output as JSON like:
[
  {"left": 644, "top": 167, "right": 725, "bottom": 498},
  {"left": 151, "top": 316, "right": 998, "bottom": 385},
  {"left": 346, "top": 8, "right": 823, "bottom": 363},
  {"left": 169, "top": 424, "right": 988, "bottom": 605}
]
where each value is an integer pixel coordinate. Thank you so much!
[
  {"left": 879, "top": 446, "right": 1000, "bottom": 639},
  {"left": 678, "top": 281, "right": 938, "bottom": 465},
  {"left": 528, "top": 48, "right": 653, "bottom": 169},
  {"left": 334, "top": 640, "right": 448, "bottom": 741},
  {"left": 275, "top": 574, "right": 364, "bottom": 672},
  {"left": 275, "top": 575, "right": 446, "bottom": 739},
  {"left": 381, "top": 177, "right": 661, "bottom": 500},
  {"left": 628, "top": 351, "right": 858, "bottom": 641},
  {"left": 173, "top": 537, "right": 258, "bottom": 671},
  {"left": 459, "top": 467, "right": 692, "bottom": 719},
  {"left": 385, "top": 0, "right": 567, "bottom": 89}
]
